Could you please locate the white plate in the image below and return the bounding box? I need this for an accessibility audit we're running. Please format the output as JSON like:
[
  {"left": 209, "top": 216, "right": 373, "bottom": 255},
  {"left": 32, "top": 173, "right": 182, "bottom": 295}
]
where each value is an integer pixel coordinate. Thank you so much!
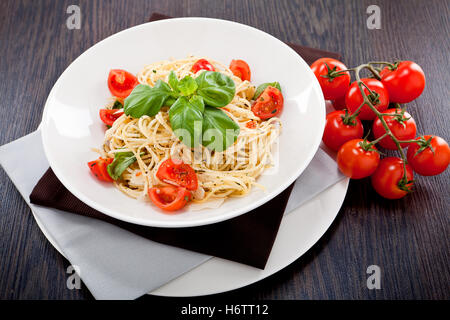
[
  {"left": 40, "top": 18, "right": 326, "bottom": 228},
  {"left": 32, "top": 177, "right": 349, "bottom": 297}
]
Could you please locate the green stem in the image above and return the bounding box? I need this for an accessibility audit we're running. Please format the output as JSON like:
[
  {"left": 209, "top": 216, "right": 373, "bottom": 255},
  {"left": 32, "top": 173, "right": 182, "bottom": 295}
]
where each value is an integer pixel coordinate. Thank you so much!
[
  {"left": 368, "top": 132, "right": 389, "bottom": 146},
  {"left": 365, "top": 65, "right": 381, "bottom": 80},
  {"left": 332, "top": 68, "right": 355, "bottom": 75},
  {"left": 379, "top": 112, "right": 403, "bottom": 116},
  {"left": 367, "top": 61, "right": 396, "bottom": 67},
  {"left": 396, "top": 139, "right": 418, "bottom": 144},
  {"left": 353, "top": 63, "right": 410, "bottom": 183}
]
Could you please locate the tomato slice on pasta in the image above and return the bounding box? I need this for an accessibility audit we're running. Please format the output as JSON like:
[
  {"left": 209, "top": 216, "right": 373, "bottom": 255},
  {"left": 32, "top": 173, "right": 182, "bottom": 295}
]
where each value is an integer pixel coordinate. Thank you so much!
[
  {"left": 156, "top": 158, "right": 198, "bottom": 191},
  {"left": 229, "top": 59, "right": 251, "bottom": 81},
  {"left": 88, "top": 157, "right": 113, "bottom": 182},
  {"left": 148, "top": 186, "right": 191, "bottom": 212},
  {"left": 191, "top": 59, "right": 215, "bottom": 73},
  {"left": 107, "top": 69, "right": 138, "bottom": 99},
  {"left": 251, "top": 86, "right": 284, "bottom": 119},
  {"left": 99, "top": 109, "right": 124, "bottom": 126}
]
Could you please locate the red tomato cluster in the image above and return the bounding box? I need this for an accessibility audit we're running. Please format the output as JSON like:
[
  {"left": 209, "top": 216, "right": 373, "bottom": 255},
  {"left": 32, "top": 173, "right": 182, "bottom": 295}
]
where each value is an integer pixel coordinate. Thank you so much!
[{"left": 313, "top": 58, "right": 449, "bottom": 199}]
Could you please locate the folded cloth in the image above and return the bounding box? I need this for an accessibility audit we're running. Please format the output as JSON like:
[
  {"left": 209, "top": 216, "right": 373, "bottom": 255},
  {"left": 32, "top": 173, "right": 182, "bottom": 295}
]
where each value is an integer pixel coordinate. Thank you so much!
[{"left": 0, "top": 13, "right": 344, "bottom": 299}]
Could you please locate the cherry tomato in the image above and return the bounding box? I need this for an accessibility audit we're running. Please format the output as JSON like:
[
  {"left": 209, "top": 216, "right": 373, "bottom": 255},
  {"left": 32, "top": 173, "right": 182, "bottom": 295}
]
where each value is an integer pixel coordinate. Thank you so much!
[
  {"left": 380, "top": 61, "right": 425, "bottom": 103},
  {"left": 191, "top": 59, "right": 215, "bottom": 73},
  {"left": 87, "top": 157, "right": 113, "bottom": 182},
  {"left": 322, "top": 110, "right": 364, "bottom": 151},
  {"left": 372, "top": 108, "right": 417, "bottom": 150},
  {"left": 371, "top": 157, "right": 414, "bottom": 199},
  {"left": 332, "top": 96, "right": 347, "bottom": 110},
  {"left": 156, "top": 158, "right": 198, "bottom": 191},
  {"left": 311, "top": 58, "right": 351, "bottom": 100},
  {"left": 229, "top": 59, "right": 251, "bottom": 81},
  {"left": 148, "top": 186, "right": 191, "bottom": 212},
  {"left": 345, "top": 78, "right": 389, "bottom": 120},
  {"left": 246, "top": 120, "right": 257, "bottom": 129},
  {"left": 251, "top": 86, "right": 284, "bottom": 119},
  {"left": 107, "top": 69, "right": 138, "bottom": 99},
  {"left": 407, "top": 135, "right": 450, "bottom": 176},
  {"left": 337, "top": 139, "right": 380, "bottom": 179},
  {"left": 99, "top": 109, "right": 124, "bottom": 126}
]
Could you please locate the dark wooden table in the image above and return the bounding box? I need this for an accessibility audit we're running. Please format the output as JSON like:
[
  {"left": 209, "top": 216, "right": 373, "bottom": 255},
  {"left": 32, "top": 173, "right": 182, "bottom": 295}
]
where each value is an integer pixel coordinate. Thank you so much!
[{"left": 0, "top": 0, "right": 448, "bottom": 300}]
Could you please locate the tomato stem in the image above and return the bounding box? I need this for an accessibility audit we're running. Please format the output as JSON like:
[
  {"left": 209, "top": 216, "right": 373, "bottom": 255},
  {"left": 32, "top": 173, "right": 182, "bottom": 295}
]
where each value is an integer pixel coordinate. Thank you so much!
[
  {"left": 368, "top": 132, "right": 389, "bottom": 146},
  {"left": 367, "top": 61, "right": 397, "bottom": 69},
  {"left": 321, "top": 63, "right": 354, "bottom": 80},
  {"left": 352, "top": 63, "right": 411, "bottom": 184}
]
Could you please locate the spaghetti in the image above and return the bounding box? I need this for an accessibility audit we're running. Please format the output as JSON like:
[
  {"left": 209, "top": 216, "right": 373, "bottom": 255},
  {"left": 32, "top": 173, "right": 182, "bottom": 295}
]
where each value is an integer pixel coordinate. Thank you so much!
[{"left": 96, "top": 56, "right": 282, "bottom": 206}]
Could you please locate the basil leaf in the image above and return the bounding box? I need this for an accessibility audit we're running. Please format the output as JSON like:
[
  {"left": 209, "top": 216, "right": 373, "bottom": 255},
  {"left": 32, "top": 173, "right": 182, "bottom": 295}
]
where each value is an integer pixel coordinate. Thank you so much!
[
  {"left": 107, "top": 152, "right": 138, "bottom": 180},
  {"left": 165, "top": 96, "right": 177, "bottom": 107},
  {"left": 177, "top": 76, "right": 198, "bottom": 96},
  {"left": 169, "top": 95, "right": 204, "bottom": 148},
  {"left": 253, "top": 82, "right": 282, "bottom": 100},
  {"left": 202, "top": 106, "right": 240, "bottom": 152},
  {"left": 112, "top": 100, "right": 123, "bottom": 109},
  {"left": 124, "top": 81, "right": 172, "bottom": 118},
  {"left": 168, "top": 71, "right": 179, "bottom": 92},
  {"left": 195, "top": 71, "right": 235, "bottom": 108}
]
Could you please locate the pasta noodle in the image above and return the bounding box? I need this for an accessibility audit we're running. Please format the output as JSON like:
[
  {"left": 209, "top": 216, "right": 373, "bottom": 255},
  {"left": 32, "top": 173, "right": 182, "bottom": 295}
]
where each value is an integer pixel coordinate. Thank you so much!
[{"left": 97, "top": 56, "right": 282, "bottom": 205}]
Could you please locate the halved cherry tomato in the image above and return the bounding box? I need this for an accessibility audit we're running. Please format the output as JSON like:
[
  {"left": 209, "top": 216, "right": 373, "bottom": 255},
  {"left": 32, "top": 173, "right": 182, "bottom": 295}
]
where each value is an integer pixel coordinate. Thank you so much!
[
  {"left": 372, "top": 108, "right": 417, "bottom": 150},
  {"left": 156, "top": 158, "right": 198, "bottom": 191},
  {"left": 88, "top": 157, "right": 113, "bottom": 182},
  {"left": 191, "top": 59, "right": 215, "bottom": 73},
  {"left": 246, "top": 120, "right": 257, "bottom": 129},
  {"left": 337, "top": 139, "right": 380, "bottom": 179},
  {"left": 380, "top": 61, "right": 425, "bottom": 103},
  {"left": 322, "top": 110, "right": 364, "bottom": 152},
  {"left": 99, "top": 109, "right": 124, "bottom": 126},
  {"left": 107, "top": 69, "right": 138, "bottom": 99},
  {"left": 229, "top": 59, "right": 251, "bottom": 81},
  {"left": 407, "top": 135, "right": 450, "bottom": 176},
  {"left": 311, "top": 58, "right": 351, "bottom": 100},
  {"left": 148, "top": 186, "right": 191, "bottom": 212},
  {"left": 345, "top": 78, "right": 389, "bottom": 120},
  {"left": 251, "top": 86, "right": 284, "bottom": 120},
  {"left": 371, "top": 157, "right": 414, "bottom": 199}
]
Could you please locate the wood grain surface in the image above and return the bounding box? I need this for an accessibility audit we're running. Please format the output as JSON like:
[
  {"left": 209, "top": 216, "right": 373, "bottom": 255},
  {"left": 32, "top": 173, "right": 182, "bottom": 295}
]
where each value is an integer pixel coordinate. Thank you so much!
[{"left": 0, "top": 0, "right": 448, "bottom": 300}]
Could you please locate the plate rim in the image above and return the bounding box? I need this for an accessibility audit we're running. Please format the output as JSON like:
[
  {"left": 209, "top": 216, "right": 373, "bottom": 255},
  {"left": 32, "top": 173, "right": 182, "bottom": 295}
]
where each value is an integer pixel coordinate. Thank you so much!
[{"left": 40, "top": 17, "right": 326, "bottom": 228}]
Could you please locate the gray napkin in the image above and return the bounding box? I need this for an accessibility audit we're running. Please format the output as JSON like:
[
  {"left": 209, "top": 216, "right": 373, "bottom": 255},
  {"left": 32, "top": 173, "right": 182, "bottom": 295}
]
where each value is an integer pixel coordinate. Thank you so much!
[{"left": 0, "top": 130, "right": 344, "bottom": 299}]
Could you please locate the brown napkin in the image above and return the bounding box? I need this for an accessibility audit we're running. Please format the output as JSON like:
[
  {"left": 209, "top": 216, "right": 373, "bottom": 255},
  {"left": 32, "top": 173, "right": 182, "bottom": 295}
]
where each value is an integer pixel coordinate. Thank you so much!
[{"left": 30, "top": 13, "right": 341, "bottom": 269}]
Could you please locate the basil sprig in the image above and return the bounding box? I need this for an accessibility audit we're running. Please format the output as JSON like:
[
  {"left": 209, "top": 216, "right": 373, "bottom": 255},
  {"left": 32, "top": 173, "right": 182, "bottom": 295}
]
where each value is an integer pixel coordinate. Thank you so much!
[
  {"left": 195, "top": 71, "right": 235, "bottom": 107},
  {"left": 168, "top": 71, "right": 179, "bottom": 93},
  {"left": 169, "top": 95, "right": 205, "bottom": 148},
  {"left": 124, "top": 80, "right": 174, "bottom": 118},
  {"left": 123, "top": 71, "right": 239, "bottom": 151},
  {"left": 112, "top": 100, "right": 123, "bottom": 109},
  {"left": 107, "top": 152, "right": 138, "bottom": 180},
  {"left": 202, "top": 106, "right": 240, "bottom": 152},
  {"left": 177, "top": 76, "right": 198, "bottom": 96},
  {"left": 253, "top": 82, "right": 282, "bottom": 100}
]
